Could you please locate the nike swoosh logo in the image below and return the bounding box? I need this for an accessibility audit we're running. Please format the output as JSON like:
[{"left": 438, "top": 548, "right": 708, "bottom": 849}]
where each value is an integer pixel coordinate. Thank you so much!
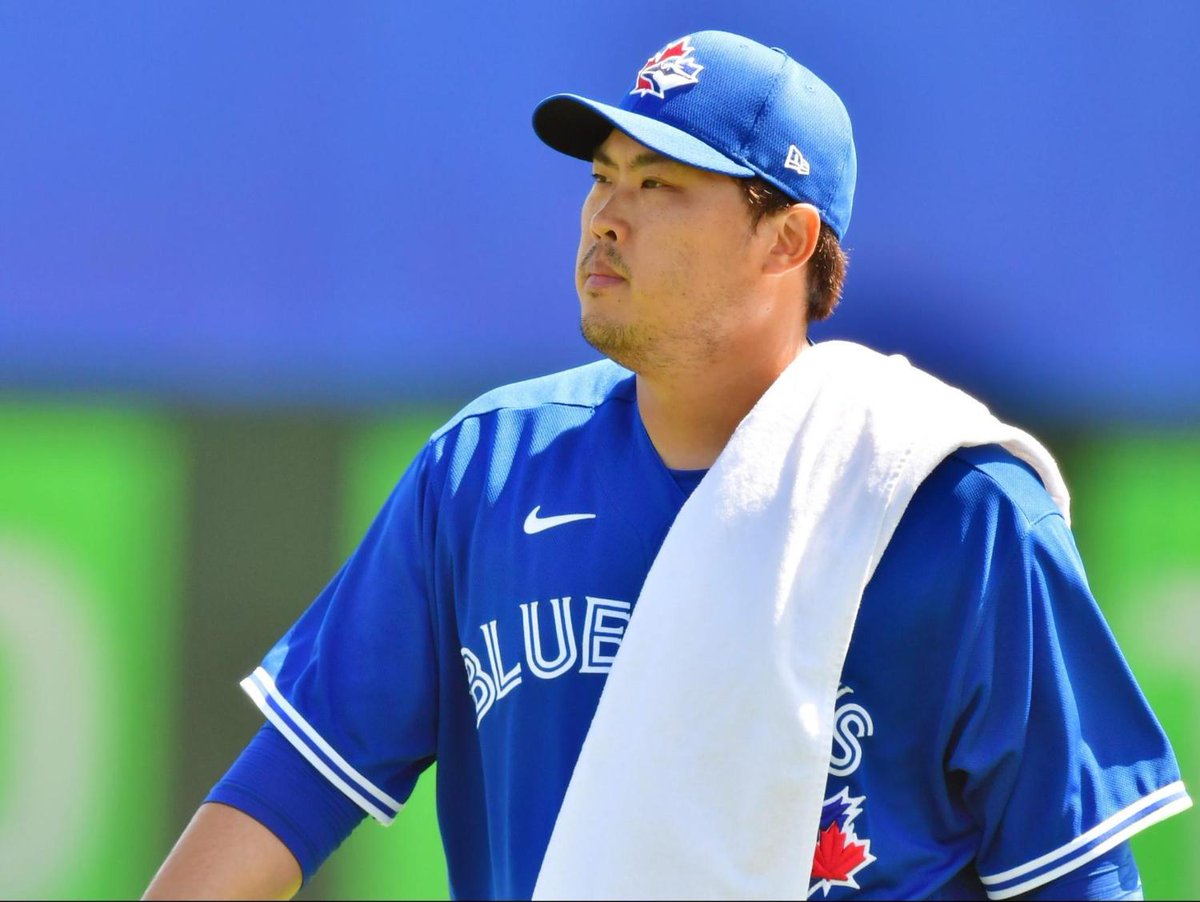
[{"left": 523, "top": 505, "right": 597, "bottom": 535}]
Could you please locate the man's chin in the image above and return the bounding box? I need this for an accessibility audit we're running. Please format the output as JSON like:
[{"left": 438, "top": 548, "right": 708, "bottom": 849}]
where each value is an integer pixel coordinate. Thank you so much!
[{"left": 580, "top": 315, "right": 648, "bottom": 372}]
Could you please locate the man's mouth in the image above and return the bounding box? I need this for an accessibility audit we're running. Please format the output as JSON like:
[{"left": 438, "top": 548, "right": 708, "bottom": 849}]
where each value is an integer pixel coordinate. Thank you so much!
[
  {"left": 582, "top": 246, "right": 628, "bottom": 287},
  {"left": 584, "top": 272, "right": 626, "bottom": 289}
]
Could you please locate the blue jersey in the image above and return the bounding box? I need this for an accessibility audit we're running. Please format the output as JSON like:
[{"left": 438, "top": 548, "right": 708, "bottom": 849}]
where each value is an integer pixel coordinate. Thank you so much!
[{"left": 240, "top": 359, "right": 1189, "bottom": 900}]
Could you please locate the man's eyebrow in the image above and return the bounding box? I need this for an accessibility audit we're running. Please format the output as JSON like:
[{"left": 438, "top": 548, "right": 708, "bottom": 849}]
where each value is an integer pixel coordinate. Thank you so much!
[{"left": 591, "top": 148, "right": 681, "bottom": 170}]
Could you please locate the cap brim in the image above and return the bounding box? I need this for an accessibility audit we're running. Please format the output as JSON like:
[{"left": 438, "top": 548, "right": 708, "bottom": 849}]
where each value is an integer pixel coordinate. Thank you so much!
[{"left": 532, "top": 94, "right": 754, "bottom": 178}]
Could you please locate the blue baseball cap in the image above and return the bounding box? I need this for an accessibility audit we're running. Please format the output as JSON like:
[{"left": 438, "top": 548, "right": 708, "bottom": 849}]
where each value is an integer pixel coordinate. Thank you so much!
[{"left": 533, "top": 30, "right": 857, "bottom": 239}]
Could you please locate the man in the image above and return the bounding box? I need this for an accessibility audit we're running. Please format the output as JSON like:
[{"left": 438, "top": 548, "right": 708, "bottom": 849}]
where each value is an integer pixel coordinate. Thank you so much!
[{"left": 145, "top": 31, "right": 1189, "bottom": 900}]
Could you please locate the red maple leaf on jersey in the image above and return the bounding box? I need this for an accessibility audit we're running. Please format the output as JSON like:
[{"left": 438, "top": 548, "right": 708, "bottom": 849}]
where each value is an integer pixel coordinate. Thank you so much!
[{"left": 811, "top": 820, "right": 869, "bottom": 881}]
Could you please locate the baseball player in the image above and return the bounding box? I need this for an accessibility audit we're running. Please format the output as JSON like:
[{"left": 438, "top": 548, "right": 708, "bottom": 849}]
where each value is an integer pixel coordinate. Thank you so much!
[{"left": 145, "top": 31, "right": 1189, "bottom": 900}]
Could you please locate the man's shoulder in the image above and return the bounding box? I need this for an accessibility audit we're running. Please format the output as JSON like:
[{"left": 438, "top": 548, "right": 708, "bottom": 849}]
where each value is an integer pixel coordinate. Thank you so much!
[
  {"left": 859, "top": 444, "right": 1077, "bottom": 688},
  {"left": 918, "top": 443, "right": 1064, "bottom": 532},
  {"left": 873, "top": 443, "right": 1071, "bottom": 605},
  {"left": 431, "top": 358, "right": 634, "bottom": 442}
]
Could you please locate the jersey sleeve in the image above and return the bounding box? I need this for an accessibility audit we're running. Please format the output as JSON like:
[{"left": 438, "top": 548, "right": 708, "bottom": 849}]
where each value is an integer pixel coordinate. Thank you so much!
[
  {"left": 1021, "top": 840, "right": 1142, "bottom": 900},
  {"left": 206, "top": 722, "right": 367, "bottom": 882},
  {"left": 239, "top": 442, "right": 440, "bottom": 825},
  {"left": 944, "top": 502, "right": 1191, "bottom": 900}
]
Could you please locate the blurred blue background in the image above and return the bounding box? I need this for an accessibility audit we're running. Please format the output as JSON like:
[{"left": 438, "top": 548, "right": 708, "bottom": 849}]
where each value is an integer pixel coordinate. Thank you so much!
[
  {"left": 0, "top": 1, "right": 1196, "bottom": 899},
  {"left": 4, "top": 1, "right": 1197, "bottom": 415}
]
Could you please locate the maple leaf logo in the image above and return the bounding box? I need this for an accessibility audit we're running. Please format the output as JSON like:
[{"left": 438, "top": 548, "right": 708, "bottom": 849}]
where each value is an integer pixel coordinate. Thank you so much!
[
  {"left": 631, "top": 37, "right": 703, "bottom": 99},
  {"left": 808, "top": 788, "right": 876, "bottom": 898},
  {"left": 812, "top": 821, "right": 869, "bottom": 881}
]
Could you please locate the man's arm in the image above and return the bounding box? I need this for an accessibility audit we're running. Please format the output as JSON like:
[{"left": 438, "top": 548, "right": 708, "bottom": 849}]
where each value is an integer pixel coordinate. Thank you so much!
[{"left": 142, "top": 802, "right": 302, "bottom": 901}]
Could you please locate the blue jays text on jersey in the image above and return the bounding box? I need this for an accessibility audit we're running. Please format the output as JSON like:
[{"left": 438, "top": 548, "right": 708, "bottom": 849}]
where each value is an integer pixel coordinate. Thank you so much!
[{"left": 239, "top": 359, "right": 1190, "bottom": 900}]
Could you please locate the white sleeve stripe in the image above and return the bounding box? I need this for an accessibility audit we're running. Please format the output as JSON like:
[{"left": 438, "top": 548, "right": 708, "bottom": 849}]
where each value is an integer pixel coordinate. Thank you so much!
[
  {"left": 979, "top": 781, "right": 1189, "bottom": 885},
  {"left": 246, "top": 669, "right": 403, "bottom": 815},
  {"left": 250, "top": 666, "right": 405, "bottom": 815},
  {"left": 247, "top": 666, "right": 398, "bottom": 815},
  {"left": 984, "top": 794, "right": 1192, "bottom": 901},
  {"left": 248, "top": 667, "right": 404, "bottom": 813},
  {"left": 240, "top": 675, "right": 396, "bottom": 826}
]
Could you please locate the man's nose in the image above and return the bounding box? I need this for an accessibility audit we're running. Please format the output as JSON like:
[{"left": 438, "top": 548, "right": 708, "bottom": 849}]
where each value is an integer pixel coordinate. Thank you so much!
[{"left": 588, "top": 193, "right": 629, "bottom": 243}]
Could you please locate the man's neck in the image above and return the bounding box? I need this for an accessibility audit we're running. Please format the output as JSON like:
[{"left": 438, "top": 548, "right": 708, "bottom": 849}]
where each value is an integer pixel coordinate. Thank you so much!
[{"left": 635, "top": 339, "right": 808, "bottom": 471}]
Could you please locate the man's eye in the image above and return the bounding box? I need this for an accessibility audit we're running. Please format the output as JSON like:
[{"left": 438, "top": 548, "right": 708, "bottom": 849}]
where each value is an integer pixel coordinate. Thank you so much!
[
  {"left": 590, "top": 172, "right": 609, "bottom": 184},
  {"left": 641, "top": 178, "right": 664, "bottom": 189}
]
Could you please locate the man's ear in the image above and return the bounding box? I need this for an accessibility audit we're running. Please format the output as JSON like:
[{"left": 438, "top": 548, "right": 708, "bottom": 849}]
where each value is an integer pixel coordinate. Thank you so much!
[{"left": 762, "top": 203, "right": 821, "bottom": 276}]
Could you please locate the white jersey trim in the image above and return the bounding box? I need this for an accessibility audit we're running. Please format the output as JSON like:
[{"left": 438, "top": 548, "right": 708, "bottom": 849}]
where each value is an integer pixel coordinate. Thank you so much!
[
  {"left": 240, "top": 666, "right": 403, "bottom": 824},
  {"left": 979, "top": 781, "right": 1192, "bottom": 900}
]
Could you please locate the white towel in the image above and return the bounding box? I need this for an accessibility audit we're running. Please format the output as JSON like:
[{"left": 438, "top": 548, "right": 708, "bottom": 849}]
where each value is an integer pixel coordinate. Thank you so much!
[{"left": 533, "top": 341, "right": 1069, "bottom": 900}]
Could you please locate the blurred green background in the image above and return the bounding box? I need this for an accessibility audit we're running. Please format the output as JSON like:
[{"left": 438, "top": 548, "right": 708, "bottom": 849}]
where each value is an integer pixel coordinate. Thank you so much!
[{"left": 0, "top": 406, "right": 1194, "bottom": 898}]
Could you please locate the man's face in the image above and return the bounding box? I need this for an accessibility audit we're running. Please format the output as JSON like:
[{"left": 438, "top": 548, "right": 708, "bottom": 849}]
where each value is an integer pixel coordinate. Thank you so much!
[{"left": 576, "top": 130, "right": 768, "bottom": 375}]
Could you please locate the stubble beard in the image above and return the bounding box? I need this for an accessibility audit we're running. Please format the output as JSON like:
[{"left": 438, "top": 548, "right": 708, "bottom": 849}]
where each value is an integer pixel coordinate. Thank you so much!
[
  {"left": 580, "top": 309, "right": 656, "bottom": 373},
  {"left": 580, "top": 304, "right": 720, "bottom": 377},
  {"left": 578, "top": 243, "right": 663, "bottom": 371},
  {"left": 577, "top": 246, "right": 725, "bottom": 375}
]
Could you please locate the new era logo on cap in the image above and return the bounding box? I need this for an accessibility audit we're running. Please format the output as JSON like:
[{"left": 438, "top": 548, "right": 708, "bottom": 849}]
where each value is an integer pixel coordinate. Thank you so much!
[{"left": 785, "top": 145, "right": 811, "bottom": 176}]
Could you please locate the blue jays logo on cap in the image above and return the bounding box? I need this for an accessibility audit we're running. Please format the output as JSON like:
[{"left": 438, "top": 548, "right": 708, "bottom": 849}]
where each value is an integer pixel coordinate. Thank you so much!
[{"left": 632, "top": 38, "right": 704, "bottom": 99}]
